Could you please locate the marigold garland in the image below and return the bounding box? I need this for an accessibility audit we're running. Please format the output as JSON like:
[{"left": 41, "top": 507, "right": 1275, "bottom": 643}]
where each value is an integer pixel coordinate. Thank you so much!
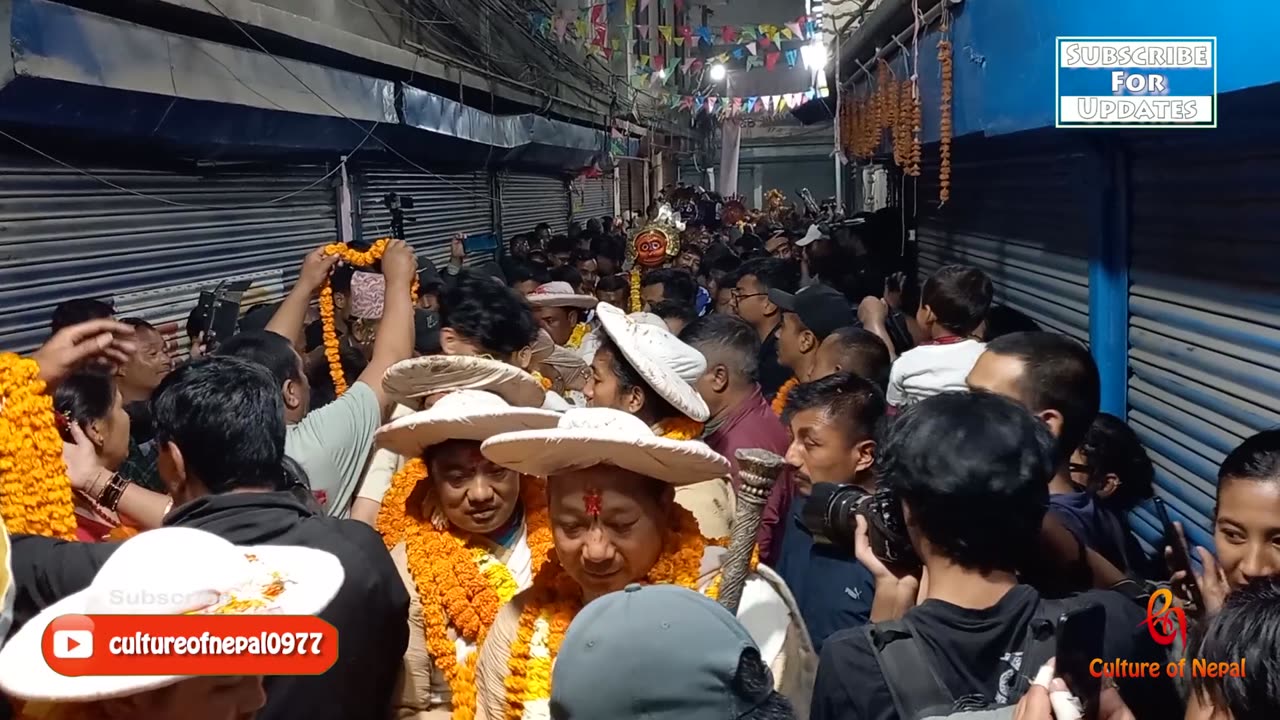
[
  {"left": 318, "top": 239, "right": 419, "bottom": 396},
  {"left": 530, "top": 372, "right": 554, "bottom": 392},
  {"left": 938, "top": 26, "right": 954, "bottom": 205},
  {"left": 377, "top": 459, "right": 554, "bottom": 720},
  {"left": 628, "top": 269, "right": 643, "bottom": 313},
  {"left": 502, "top": 504, "right": 758, "bottom": 719},
  {"left": 565, "top": 323, "right": 590, "bottom": 351},
  {"left": 655, "top": 416, "right": 705, "bottom": 441},
  {"left": 0, "top": 354, "right": 77, "bottom": 540},
  {"left": 772, "top": 376, "right": 799, "bottom": 417}
]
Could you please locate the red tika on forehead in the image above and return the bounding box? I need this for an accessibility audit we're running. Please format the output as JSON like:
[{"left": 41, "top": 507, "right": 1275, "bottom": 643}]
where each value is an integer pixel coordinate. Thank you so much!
[{"left": 583, "top": 488, "right": 602, "bottom": 518}]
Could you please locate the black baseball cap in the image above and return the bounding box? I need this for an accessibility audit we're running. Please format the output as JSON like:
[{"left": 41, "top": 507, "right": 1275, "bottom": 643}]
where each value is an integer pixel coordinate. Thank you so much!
[
  {"left": 414, "top": 309, "right": 442, "bottom": 355},
  {"left": 767, "top": 283, "right": 856, "bottom": 341}
]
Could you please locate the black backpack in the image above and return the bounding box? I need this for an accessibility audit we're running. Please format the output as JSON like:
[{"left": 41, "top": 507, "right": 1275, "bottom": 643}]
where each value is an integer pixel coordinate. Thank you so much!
[{"left": 863, "top": 595, "right": 1099, "bottom": 720}]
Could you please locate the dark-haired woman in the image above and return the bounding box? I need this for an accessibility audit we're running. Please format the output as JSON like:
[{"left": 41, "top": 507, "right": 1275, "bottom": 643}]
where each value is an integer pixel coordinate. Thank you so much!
[{"left": 54, "top": 372, "right": 171, "bottom": 542}]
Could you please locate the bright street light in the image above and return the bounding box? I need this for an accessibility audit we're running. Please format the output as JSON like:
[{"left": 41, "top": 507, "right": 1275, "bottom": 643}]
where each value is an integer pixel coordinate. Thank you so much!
[
  {"left": 709, "top": 63, "right": 727, "bottom": 82},
  {"left": 801, "top": 42, "right": 828, "bottom": 70}
]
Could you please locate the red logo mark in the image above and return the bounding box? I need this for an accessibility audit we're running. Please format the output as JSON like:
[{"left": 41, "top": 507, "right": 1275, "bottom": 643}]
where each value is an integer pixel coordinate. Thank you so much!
[{"left": 1141, "top": 588, "right": 1187, "bottom": 649}]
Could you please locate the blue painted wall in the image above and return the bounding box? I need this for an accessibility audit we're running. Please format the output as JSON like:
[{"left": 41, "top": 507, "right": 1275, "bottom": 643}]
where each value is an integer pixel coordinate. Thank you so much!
[{"left": 867, "top": 0, "right": 1280, "bottom": 142}]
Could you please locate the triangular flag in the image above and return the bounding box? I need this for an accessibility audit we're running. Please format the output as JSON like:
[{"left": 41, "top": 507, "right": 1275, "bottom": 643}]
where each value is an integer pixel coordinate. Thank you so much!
[
  {"left": 658, "top": 25, "right": 673, "bottom": 43},
  {"left": 745, "top": 54, "right": 762, "bottom": 70},
  {"left": 758, "top": 32, "right": 772, "bottom": 49},
  {"left": 553, "top": 17, "right": 568, "bottom": 40},
  {"left": 781, "top": 26, "right": 795, "bottom": 40},
  {"left": 807, "top": 20, "right": 818, "bottom": 39},
  {"left": 697, "top": 26, "right": 713, "bottom": 45},
  {"left": 740, "top": 26, "right": 757, "bottom": 41},
  {"left": 639, "top": 54, "right": 651, "bottom": 69},
  {"left": 732, "top": 47, "right": 746, "bottom": 60},
  {"left": 717, "top": 52, "right": 730, "bottom": 64},
  {"left": 785, "top": 49, "right": 799, "bottom": 68},
  {"left": 746, "top": 96, "right": 758, "bottom": 112},
  {"left": 626, "top": 0, "right": 637, "bottom": 14},
  {"left": 766, "top": 51, "right": 780, "bottom": 71},
  {"left": 639, "top": 0, "right": 650, "bottom": 11},
  {"left": 732, "top": 98, "right": 743, "bottom": 112},
  {"left": 652, "top": 55, "right": 666, "bottom": 71},
  {"left": 691, "top": 58, "right": 704, "bottom": 72},
  {"left": 574, "top": 19, "right": 587, "bottom": 38},
  {"left": 638, "top": 24, "right": 649, "bottom": 38},
  {"left": 590, "top": 5, "right": 604, "bottom": 24},
  {"left": 682, "top": 57, "right": 695, "bottom": 72},
  {"left": 787, "top": 22, "right": 803, "bottom": 39},
  {"left": 612, "top": 37, "right": 621, "bottom": 50},
  {"left": 706, "top": 97, "right": 716, "bottom": 113},
  {"left": 777, "top": 95, "right": 789, "bottom": 112},
  {"left": 686, "top": 34, "right": 697, "bottom": 49},
  {"left": 723, "top": 26, "right": 738, "bottom": 44},
  {"left": 674, "top": 0, "right": 684, "bottom": 9},
  {"left": 746, "top": 42, "right": 758, "bottom": 56},
  {"left": 602, "top": 48, "right": 614, "bottom": 60}
]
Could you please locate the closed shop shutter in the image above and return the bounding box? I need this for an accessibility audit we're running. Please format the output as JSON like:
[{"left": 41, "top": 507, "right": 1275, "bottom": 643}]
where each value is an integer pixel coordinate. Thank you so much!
[
  {"left": 1125, "top": 140, "right": 1280, "bottom": 555},
  {"left": 0, "top": 155, "right": 337, "bottom": 354},
  {"left": 916, "top": 140, "right": 1091, "bottom": 344},
  {"left": 500, "top": 172, "right": 569, "bottom": 238},
  {"left": 357, "top": 165, "right": 494, "bottom": 268},
  {"left": 619, "top": 160, "right": 647, "bottom": 215},
  {"left": 572, "top": 173, "right": 614, "bottom": 222}
]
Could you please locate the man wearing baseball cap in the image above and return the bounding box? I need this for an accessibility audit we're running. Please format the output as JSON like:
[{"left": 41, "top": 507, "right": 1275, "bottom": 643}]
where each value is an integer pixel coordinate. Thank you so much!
[
  {"left": 767, "top": 283, "right": 857, "bottom": 386},
  {"left": 550, "top": 584, "right": 798, "bottom": 719}
]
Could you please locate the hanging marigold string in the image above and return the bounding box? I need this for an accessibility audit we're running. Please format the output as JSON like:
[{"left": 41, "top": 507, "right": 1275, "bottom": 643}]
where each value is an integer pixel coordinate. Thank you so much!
[
  {"left": 628, "top": 269, "right": 643, "bottom": 313},
  {"left": 503, "top": 502, "right": 757, "bottom": 719},
  {"left": 530, "top": 372, "right": 554, "bottom": 392},
  {"left": 378, "top": 459, "right": 554, "bottom": 720},
  {"left": 0, "top": 354, "right": 76, "bottom": 540},
  {"left": 771, "top": 377, "right": 800, "bottom": 417},
  {"left": 565, "top": 323, "right": 591, "bottom": 351},
  {"left": 318, "top": 239, "right": 419, "bottom": 396},
  {"left": 937, "top": 22, "right": 954, "bottom": 205},
  {"left": 896, "top": 80, "right": 914, "bottom": 169},
  {"left": 905, "top": 80, "right": 923, "bottom": 177}
]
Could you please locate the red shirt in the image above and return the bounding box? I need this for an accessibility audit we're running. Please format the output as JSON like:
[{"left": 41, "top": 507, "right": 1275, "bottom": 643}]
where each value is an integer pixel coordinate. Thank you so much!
[{"left": 705, "top": 386, "right": 795, "bottom": 565}]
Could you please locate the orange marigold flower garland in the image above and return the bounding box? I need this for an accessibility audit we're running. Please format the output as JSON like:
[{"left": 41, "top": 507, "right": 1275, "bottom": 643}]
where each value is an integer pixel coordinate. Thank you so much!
[
  {"left": 503, "top": 503, "right": 754, "bottom": 719},
  {"left": 318, "top": 239, "right": 418, "bottom": 397},
  {"left": 654, "top": 416, "right": 705, "bottom": 441},
  {"left": 529, "top": 372, "right": 554, "bottom": 392},
  {"left": 0, "top": 354, "right": 76, "bottom": 540},
  {"left": 378, "top": 458, "right": 553, "bottom": 720},
  {"left": 772, "top": 377, "right": 799, "bottom": 416}
]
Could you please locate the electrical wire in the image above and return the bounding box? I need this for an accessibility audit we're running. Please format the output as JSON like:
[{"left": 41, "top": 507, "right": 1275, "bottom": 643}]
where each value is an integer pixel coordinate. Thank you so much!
[
  {"left": 0, "top": 121, "right": 380, "bottom": 210},
  {"left": 202, "top": 0, "right": 497, "bottom": 201}
]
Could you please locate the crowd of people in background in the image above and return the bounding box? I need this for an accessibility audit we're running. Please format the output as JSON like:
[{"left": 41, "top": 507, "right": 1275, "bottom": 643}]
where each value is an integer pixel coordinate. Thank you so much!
[{"left": 0, "top": 185, "right": 1276, "bottom": 720}]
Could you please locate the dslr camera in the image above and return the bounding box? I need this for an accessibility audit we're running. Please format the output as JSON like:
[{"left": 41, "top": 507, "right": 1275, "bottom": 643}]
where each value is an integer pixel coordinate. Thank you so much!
[{"left": 800, "top": 483, "right": 920, "bottom": 569}]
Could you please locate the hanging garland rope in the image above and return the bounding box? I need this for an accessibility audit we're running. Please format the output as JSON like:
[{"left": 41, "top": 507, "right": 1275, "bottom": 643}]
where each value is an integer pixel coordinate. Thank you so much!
[
  {"left": 938, "top": 15, "right": 954, "bottom": 205},
  {"left": 318, "top": 239, "right": 418, "bottom": 396},
  {"left": 0, "top": 354, "right": 77, "bottom": 540}
]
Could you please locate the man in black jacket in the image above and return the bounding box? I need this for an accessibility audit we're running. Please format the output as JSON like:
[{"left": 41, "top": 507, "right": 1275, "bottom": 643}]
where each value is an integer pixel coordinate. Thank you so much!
[{"left": 8, "top": 357, "right": 408, "bottom": 720}]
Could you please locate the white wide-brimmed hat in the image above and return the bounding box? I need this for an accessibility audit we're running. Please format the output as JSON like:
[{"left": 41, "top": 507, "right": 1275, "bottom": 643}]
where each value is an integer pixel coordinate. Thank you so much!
[
  {"left": 382, "top": 355, "right": 547, "bottom": 409},
  {"left": 595, "top": 302, "right": 710, "bottom": 422},
  {"left": 377, "top": 389, "right": 562, "bottom": 458},
  {"left": 527, "top": 282, "right": 598, "bottom": 310},
  {"left": 0, "top": 527, "right": 342, "bottom": 702},
  {"left": 482, "top": 408, "right": 729, "bottom": 486}
]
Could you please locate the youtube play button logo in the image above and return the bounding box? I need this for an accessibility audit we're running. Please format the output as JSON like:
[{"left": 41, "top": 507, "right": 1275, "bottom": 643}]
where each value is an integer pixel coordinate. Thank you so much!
[{"left": 43, "top": 615, "right": 96, "bottom": 665}]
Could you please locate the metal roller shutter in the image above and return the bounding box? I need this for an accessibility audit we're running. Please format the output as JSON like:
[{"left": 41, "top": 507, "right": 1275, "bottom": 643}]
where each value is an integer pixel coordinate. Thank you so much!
[
  {"left": 619, "top": 162, "right": 635, "bottom": 215},
  {"left": 619, "top": 160, "right": 647, "bottom": 216},
  {"left": 1125, "top": 140, "right": 1280, "bottom": 556},
  {"left": 572, "top": 173, "right": 614, "bottom": 223},
  {"left": 357, "top": 166, "right": 494, "bottom": 268},
  {"left": 500, "top": 172, "right": 569, "bottom": 237},
  {"left": 0, "top": 155, "right": 337, "bottom": 354},
  {"left": 916, "top": 140, "right": 1091, "bottom": 344}
]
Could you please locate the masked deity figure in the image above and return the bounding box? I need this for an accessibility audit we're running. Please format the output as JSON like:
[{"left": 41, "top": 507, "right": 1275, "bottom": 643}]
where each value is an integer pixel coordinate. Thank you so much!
[{"left": 625, "top": 205, "right": 686, "bottom": 311}]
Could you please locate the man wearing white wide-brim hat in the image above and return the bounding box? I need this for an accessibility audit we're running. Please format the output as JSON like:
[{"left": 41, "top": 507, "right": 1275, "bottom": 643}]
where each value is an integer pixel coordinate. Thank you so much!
[
  {"left": 526, "top": 282, "right": 597, "bottom": 352},
  {"left": 371, "top": 387, "right": 561, "bottom": 718},
  {"left": 349, "top": 355, "right": 550, "bottom": 526},
  {"left": 470, "top": 408, "right": 818, "bottom": 720},
  {"left": 583, "top": 301, "right": 737, "bottom": 538},
  {"left": 0, "top": 527, "right": 342, "bottom": 720}
]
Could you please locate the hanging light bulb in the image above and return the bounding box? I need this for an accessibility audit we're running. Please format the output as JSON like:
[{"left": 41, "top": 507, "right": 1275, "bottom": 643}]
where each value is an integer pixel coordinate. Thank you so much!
[
  {"left": 709, "top": 63, "right": 727, "bottom": 82},
  {"left": 801, "top": 42, "right": 828, "bottom": 70}
]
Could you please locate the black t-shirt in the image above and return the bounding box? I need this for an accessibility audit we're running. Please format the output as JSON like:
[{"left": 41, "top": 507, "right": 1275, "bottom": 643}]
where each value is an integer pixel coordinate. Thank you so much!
[
  {"left": 811, "top": 585, "right": 1181, "bottom": 720},
  {"left": 759, "top": 325, "right": 791, "bottom": 402}
]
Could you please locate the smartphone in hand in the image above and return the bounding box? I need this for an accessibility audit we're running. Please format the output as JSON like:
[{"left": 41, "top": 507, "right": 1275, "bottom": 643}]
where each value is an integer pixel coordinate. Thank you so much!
[
  {"left": 1056, "top": 604, "right": 1106, "bottom": 720},
  {"left": 1154, "top": 497, "right": 1204, "bottom": 609}
]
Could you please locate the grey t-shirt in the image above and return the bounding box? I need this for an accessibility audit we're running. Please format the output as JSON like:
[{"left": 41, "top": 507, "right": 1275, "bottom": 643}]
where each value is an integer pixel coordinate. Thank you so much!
[{"left": 285, "top": 381, "right": 382, "bottom": 518}]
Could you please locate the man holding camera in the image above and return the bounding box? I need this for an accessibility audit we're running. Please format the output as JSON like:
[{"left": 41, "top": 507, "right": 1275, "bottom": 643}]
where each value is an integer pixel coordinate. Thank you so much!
[
  {"left": 775, "top": 373, "right": 883, "bottom": 652},
  {"left": 810, "top": 392, "right": 1178, "bottom": 720}
]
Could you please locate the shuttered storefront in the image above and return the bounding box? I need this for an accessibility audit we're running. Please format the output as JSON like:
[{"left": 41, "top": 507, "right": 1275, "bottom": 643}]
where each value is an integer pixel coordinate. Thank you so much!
[
  {"left": 916, "top": 140, "right": 1091, "bottom": 344},
  {"left": 0, "top": 155, "right": 337, "bottom": 354},
  {"left": 619, "top": 160, "right": 647, "bottom": 216},
  {"left": 357, "top": 166, "right": 494, "bottom": 268},
  {"left": 1125, "top": 140, "right": 1280, "bottom": 555},
  {"left": 572, "top": 173, "right": 614, "bottom": 223},
  {"left": 500, "top": 172, "right": 569, "bottom": 238}
]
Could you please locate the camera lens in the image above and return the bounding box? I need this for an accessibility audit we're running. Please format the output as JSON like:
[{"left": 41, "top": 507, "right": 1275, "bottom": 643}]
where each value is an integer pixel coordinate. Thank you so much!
[{"left": 801, "top": 483, "right": 869, "bottom": 549}]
